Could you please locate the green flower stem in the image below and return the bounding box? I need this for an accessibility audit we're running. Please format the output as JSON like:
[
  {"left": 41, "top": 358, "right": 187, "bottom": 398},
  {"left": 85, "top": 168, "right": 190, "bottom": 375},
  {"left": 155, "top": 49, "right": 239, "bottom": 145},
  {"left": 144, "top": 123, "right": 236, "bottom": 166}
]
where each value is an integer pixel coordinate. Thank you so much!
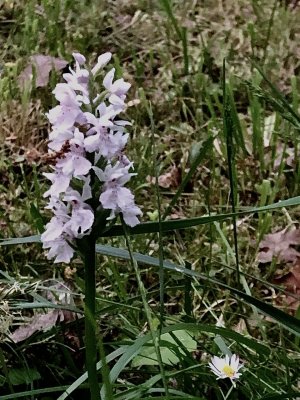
[{"left": 84, "top": 238, "right": 100, "bottom": 400}]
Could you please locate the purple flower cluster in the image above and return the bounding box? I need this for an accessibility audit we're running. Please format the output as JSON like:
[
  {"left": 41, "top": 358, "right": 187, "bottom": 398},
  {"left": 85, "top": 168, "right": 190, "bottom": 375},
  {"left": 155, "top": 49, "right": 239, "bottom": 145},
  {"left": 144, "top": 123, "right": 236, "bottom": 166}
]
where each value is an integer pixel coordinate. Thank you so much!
[{"left": 41, "top": 53, "right": 142, "bottom": 263}]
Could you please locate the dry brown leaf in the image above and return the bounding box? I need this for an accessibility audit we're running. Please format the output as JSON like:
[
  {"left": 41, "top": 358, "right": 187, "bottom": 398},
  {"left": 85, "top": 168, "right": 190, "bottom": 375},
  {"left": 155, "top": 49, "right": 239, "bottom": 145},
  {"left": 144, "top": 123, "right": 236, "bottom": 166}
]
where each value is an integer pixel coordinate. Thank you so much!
[
  {"left": 258, "top": 227, "right": 300, "bottom": 263},
  {"left": 10, "top": 310, "right": 61, "bottom": 343},
  {"left": 273, "top": 143, "right": 295, "bottom": 169},
  {"left": 233, "top": 318, "right": 249, "bottom": 335},
  {"left": 263, "top": 142, "right": 296, "bottom": 170},
  {"left": 24, "top": 147, "right": 44, "bottom": 164},
  {"left": 9, "top": 281, "right": 77, "bottom": 343},
  {"left": 274, "top": 264, "right": 300, "bottom": 311},
  {"left": 19, "top": 55, "right": 68, "bottom": 88},
  {"left": 64, "top": 266, "right": 77, "bottom": 280},
  {"left": 147, "top": 165, "right": 181, "bottom": 189},
  {"left": 169, "top": 210, "right": 185, "bottom": 219}
]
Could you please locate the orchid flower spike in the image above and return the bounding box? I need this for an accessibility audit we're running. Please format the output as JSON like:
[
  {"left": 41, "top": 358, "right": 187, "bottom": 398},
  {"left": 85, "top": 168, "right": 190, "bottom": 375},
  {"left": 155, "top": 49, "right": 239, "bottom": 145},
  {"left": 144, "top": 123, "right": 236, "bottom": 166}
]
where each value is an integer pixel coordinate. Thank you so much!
[{"left": 42, "top": 52, "right": 141, "bottom": 263}]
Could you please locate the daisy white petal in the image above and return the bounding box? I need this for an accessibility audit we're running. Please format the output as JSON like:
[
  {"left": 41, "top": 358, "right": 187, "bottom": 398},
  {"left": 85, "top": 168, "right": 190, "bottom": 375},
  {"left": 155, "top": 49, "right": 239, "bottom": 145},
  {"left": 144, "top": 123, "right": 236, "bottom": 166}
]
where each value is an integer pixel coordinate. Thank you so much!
[{"left": 209, "top": 354, "right": 243, "bottom": 386}]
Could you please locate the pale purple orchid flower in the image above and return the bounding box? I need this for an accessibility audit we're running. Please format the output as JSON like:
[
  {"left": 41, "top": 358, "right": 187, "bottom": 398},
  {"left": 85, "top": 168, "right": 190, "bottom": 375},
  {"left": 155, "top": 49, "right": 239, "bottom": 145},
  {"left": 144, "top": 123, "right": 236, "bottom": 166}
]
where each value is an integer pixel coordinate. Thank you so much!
[{"left": 42, "top": 52, "right": 141, "bottom": 263}]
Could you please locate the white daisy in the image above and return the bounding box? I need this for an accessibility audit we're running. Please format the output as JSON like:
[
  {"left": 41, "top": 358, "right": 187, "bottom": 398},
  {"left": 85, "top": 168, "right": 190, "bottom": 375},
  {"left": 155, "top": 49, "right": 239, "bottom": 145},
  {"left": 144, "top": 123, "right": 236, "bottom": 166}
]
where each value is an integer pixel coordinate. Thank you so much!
[{"left": 209, "top": 354, "right": 243, "bottom": 387}]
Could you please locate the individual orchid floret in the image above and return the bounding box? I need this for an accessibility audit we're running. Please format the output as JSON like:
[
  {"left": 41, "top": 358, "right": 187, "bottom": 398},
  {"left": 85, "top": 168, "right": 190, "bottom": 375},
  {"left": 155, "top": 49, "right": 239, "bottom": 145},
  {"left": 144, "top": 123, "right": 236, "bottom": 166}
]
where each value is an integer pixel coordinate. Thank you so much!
[
  {"left": 63, "top": 53, "right": 90, "bottom": 95},
  {"left": 83, "top": 102, "right": 128, "bottom": 157},
  {"left": 56, "top": 134, "right": 92, "bottom": 178},
  {"left": 56, "top": 151, "right": 91, "bottom": 178},
  {"left": 72, "top": 52, "right": 86, "bottom": 66},
  {"left": 85, "top": 129, "right": 128, "bottom": 159},
  {"left": 100, "top": 185, "right": 134, "bottom": 214},
  {"left": 94, "top": 162, "right": 135, "bottom": 186},
  {"left": 94, "top": 162, "right": 141, "bottom": 226},
  {"left": 41, "top": 206, "right": 73, "bottom": 263},
  {"left": 103, "top": 68, "right": 131, "bottom": 98},
  {"left": 46, "top": 84, "right": 87, "bottom": 130},
  {"left": 62, "top": 191, "right": 94, "bottom": 237},
  {"left": 42, "top": 236, "right": 75, "bottom": 264},
  {"left": 64, "top": 207, "right": 94, "bottom": 238},
  {"left": 48, "top": 128, "right": 74, "bottom": 151},
  {"left": 81, "top": 175, "right": 92, "bottom": 201},
  {"left": 41, "top": 215, "right": 67, "bottom": 243},
  {"left": 52, "top": 84, "right": 83, "bottom": 106},
  {"left": 47, "top": 104, "right": 79, "bottom": 131},
  {"left": 41, "top": 191, "right": 94, "bottom": 263},
  {"left": 119, "top": 201, "right": 143, "bottom": 227},
  {"left": 91, "top": 52, "right": 112, "bottom": 75},
  {"left": 43, "top": 169, "right": 71, "bottom": 198},
  {"left": 209, "top": 354, "right": 243, "bottom": 387}
]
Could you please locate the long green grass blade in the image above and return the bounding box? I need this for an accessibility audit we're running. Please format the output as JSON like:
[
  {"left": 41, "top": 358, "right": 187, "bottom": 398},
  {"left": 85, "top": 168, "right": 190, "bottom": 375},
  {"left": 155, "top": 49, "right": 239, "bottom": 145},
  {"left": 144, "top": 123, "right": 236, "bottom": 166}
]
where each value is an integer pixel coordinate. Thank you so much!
[
  {"left": 95, "top": 243, "right": 300, "bottom": 337},
  {"left": 223, "top": 60, "right": 240, "bottom": 283},
  {"left": 2, "top": 196, "right": 300, "bottom": 245},
  {"left": 140, "top": 397, "right": 201, "bottom": 400},
  {"left": 0, "top": 235, "right": 41, "bottom": 245},
  {"left": 0, "top": 385, "right": 89, "bottom": 400},
  {"left": 119, "top": 223, "right": 170, "bottom": 398},
  {"left": 10, "top": 302, "right": 82, "bottom": 314},
  {"left": 250, "top": 62, "right": 300, "bottom": 130},
  {"left": 102, "top": 196, "right": 300, "bottom": 237},
  {"left": 58, "top": 348, "right": 125, "bottom": 400},
  {"left": 159, "top": 0, "right": 182, "bottom": 40}
]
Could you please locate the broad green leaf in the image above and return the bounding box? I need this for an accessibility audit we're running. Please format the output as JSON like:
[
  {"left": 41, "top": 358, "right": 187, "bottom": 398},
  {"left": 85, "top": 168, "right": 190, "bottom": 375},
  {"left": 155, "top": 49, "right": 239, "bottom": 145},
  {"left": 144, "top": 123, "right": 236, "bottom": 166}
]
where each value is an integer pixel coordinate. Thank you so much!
[
  {"left": 96, "top": 243, "right": 173, "bottom": 267},
  {"left": 8, "top": 368, "right": 40, "bottom": 386},
  {"left": 214, "top": 335, "right": 232, "bottom": 356},
  {"left": 132, "top": 330, "right": 197, "bottom": 367}
]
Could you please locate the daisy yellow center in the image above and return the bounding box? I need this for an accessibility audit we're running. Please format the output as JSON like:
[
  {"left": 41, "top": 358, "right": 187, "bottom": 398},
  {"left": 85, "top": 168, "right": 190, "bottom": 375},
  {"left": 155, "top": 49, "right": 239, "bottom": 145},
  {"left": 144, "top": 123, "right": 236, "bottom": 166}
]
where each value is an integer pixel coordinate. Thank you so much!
[{"left": 221, "top": 365, "right": 235, "bottom": 378}]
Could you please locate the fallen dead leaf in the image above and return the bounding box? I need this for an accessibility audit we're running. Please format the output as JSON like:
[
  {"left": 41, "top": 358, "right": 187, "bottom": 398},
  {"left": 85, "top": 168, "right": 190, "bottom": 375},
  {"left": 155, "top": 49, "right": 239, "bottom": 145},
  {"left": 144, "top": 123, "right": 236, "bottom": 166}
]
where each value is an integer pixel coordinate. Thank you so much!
[
  {"left": 273, "top": 263, "right": 300, "bottom": 312},
  {"left": 170, "top": 210, "right": 185, "bottom": 219},
  {"left": 273, "top": 143, "right": 295, "bottom": 169},
  {"left": 147, "top": 165, "right": 181, "bottom": 189},
  {"left": 258, "top": 227, "right": 300, "bottom": 264},
  {"left": 24, "top": 147, "right": 44, "bottom": 164},
  {"left": 64, "top": 266, "right": 77, "bottom": 280},
  {"left": 10, "top": 310, "right": 62, "bottom": 343},
  {"left": 9, "top": 281, "right": 77, "bottom": 343},
  {"left": 262, "top": 141, "right": 296, "bottom": 170},
  {"left": 233, "top": 318, "right": 249, "bottom": 335},
  {"left": 18, "top": 54, "right": 68, "bottom": 88}
]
